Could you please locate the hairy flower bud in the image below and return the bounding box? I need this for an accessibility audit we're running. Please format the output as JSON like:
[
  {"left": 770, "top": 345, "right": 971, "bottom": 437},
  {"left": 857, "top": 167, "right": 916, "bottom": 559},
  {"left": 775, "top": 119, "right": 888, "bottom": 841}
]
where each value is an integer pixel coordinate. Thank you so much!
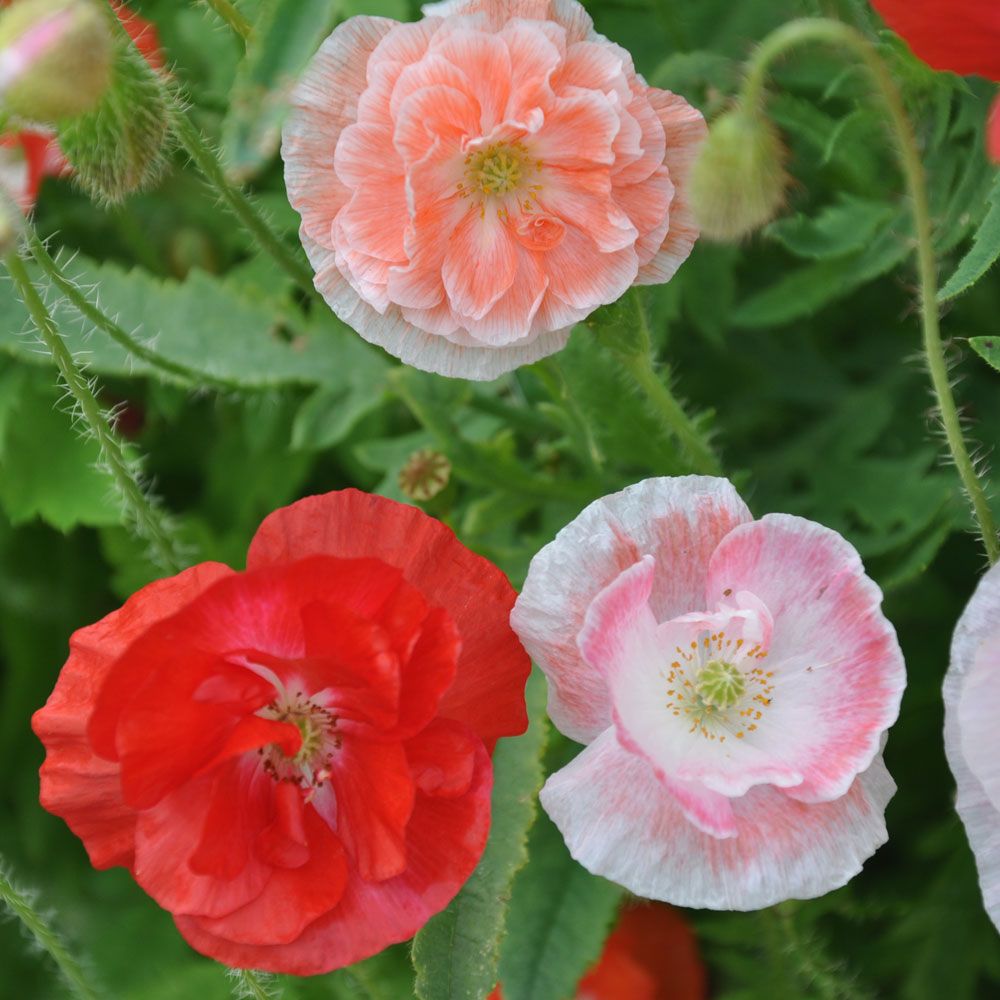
[
  {"left": 689, "top": 105, "right": 788, "bottom": 242},
  {"left": 0, "top": 0, "right": 112, "bottom": 123},
  {"left": 56, "top": 39, "right": 168, "bottom": 205}
]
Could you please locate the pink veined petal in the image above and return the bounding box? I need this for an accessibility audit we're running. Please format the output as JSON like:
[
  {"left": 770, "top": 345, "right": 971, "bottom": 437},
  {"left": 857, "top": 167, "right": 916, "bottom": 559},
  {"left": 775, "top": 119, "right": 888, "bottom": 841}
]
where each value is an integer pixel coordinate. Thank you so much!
[
  {"left": 542, "top": 225, "right": 638, "bottom": 312},
  {"left": 635, "top": 88, "right": 706, "bottom": 285},
  {"left": 334, "top": 123, "right": 400, "bottom": 189},
  {"left": 540, "top": 727, "right": 895, "bottom": 910},
  {"left": 462, "top": 243, "right": 549, "bottom": 345},
  {"left": 532, "top": 91, "right": 622, "bottom": 169},
  {"left": 538, "top": 166, "right": 637, "bottom": 253},
  {"left": 500, "top": 17, "right": 567, "bottom": 114},
  {"left": 393, "top": 84, "right": 481, "bottom": 166},
  {"left": 945, "top": 561, "right": 1000, "bottom": 931},
  {"left": 511, "top": 477, "right": 753, "bottom": 744},
  {"left": 421, "top": 0, "right": 594, "bottom": 42},
  {"left": 614, "top": 165, "right": 675, "bottom": 269},
  {"left": 442, "top": 208, "right": 519, "bottom": 320},
  {"left": 337, "top": 178, "right": 410, "bottom": 263},
  {"left": 428, "top": 28, "right": 512, "bottom": 132},
  {"left": 580, "top": 558, "right": 804, "bottom": 798},
  {"left": 282, "top": 16, "right": 398, "bottom": 247},
  {"left": 611, "top": 89, "right": 667, "bottom": 187},
  {"left": 704, "top": 514, "right": 905, "bottom": 803}
]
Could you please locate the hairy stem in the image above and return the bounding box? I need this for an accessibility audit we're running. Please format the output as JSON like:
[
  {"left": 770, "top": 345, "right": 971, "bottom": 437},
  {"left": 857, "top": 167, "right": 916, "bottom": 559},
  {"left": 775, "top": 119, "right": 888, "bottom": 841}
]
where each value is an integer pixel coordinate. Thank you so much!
[
  {"left": 230, "top": 969, "right": 278, "bottom": 1000},
  {"left": 26, "top": 229, "right": 238, "bottom": 391},
  {"left": 5, "top": 252, "right": 186, "bottom": 574},
  {"left": 742, "top": 17, "right": 999, "bottom": 563},
  {"left": 619, "top": 295, "right": 722, "bottom": 476},
  {"left": 201, "top": 0, "right": 253, "bottom": 44},
  {"left": 0, "top": 864, "right": 99, "bottom": 1000}
]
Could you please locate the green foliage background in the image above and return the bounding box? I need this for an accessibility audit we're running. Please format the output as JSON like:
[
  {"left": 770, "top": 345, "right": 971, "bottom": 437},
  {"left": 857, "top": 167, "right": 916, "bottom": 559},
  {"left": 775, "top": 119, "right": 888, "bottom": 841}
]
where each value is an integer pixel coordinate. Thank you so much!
[{"left": 2, "top": 0, "right": 1000, "bottom": 996}]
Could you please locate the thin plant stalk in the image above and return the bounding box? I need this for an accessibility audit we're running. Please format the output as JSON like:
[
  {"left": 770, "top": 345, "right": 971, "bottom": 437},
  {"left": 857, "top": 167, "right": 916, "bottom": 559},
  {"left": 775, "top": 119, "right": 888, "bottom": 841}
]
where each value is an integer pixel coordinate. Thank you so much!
[
  {"left": 201, "top": 0, "right": 253, "bottom": 45},
  {"left": 5, "top": 252, "right": 186, "bottom": 574},
  {"left": 26, "top": 229, "right": 239, "bottom": 391},
  {"left": 0, "top": 865, "right": 100, "bottom": 1000},
  {"left": 741, "top": 17, "right": 999, "bottom": 563}
]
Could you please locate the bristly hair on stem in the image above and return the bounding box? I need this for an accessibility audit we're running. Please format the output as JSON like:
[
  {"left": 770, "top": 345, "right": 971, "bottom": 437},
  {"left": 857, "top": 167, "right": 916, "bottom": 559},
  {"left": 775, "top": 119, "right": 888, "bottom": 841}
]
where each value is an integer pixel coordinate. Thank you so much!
[
  {"left": 227, "top": 967, "right": 281, "bottom": 1000},
  {"left": 0, "top": 858, "right": 101, "bottom": 1000},
  {"left": 4, "top": 250, "right": 189, "bottom": 575}
]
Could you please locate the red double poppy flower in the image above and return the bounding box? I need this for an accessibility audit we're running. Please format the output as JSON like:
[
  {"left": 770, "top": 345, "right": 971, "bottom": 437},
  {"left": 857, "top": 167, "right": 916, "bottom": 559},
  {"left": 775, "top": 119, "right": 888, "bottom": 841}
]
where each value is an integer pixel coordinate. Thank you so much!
[
  {"left": 872, "top": 0, "right": 1000, "bottom": 161},
  {"left": 32, "top": 490, "right": 530, "bottom": 974}
]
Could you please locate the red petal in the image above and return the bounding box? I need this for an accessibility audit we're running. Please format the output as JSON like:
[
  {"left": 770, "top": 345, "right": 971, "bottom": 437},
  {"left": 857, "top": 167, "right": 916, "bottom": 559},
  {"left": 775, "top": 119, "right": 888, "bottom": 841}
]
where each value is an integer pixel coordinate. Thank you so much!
[
  {"left": 394, "top": 607, "right": 461, "bottom": 739},
  {"left": 183, "top": 806, "right": 348, "bottom": 947},
  {"left": 872, "top": 0, "right": 1000, "bottom": 79},
  {"left": 173, "top": 739, "right": 493, "bottom": 975},
  {"left": 247, "top": 490, "right": 530, "bottom": 752},
  {"left": 32, "top": 561, "right": 234, "bottom": 870},
  {"left": 256, "top": 781, "right": 310, "bottom": 869},
  {"left": 406, "top": 718, "right": 479, "bottom": 797},
  {"left": 329, "top": 738, "right": 415, "bottom": 882},
  {"left": 111, "top": 1, "right": 165, "bottom": 72},
  {"left": 988, "top": 93, "right": 1000, "bottom": 163}
]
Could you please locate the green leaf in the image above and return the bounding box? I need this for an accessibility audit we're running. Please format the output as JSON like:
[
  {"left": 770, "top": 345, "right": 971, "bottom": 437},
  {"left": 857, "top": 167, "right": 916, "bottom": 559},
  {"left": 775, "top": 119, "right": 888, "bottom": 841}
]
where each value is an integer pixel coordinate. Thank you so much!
[
  {"left": 939, "top": 172, "right": 1000, "bottom": 301},
  {"left": 497, "top": 809, "right": 623, "bottom": 1000},
  {"left": 411, "top": 670, "right": 549, "bottom": 1000},
  {"left": 968, "top": 336, "right": 1000, "bottom": 374},
  {"left": 733, "top": 218, "right": 910, "bottom": 327},
  {"left": 0, "top": 366, "right": 122, "bottom": 531},
  {"left": 0, "top": 256, "right": 379, "bottom": 390},
  {"left": 765, "top": 195, "right": 896, "bottom": 260},
  {"left": 220, "top": 0, "right": 340, "bottom": 181}
]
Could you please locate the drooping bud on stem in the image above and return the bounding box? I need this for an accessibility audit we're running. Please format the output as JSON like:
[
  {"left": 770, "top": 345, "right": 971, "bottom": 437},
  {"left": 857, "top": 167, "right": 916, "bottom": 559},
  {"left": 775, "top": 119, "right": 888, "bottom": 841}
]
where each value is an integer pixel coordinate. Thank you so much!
[
  {"left": 689, "top": 102, "right": 789, "bottom": 242},
  {"left": 0, "top": 0, "right": 112, "bottom": 123},
  {"left": 56, "top": 21, "right": 169, "bottom": 205}
]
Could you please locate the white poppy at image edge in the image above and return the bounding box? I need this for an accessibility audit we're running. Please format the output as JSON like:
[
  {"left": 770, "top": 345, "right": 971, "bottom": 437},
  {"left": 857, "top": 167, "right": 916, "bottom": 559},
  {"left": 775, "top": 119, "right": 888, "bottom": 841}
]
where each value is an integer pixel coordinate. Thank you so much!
[
  {"left": 511, "top": 476, "right": 907, "bottom": 909},
  {"left": 945, "top": 560, "right": 1000, "bottom": 931}
]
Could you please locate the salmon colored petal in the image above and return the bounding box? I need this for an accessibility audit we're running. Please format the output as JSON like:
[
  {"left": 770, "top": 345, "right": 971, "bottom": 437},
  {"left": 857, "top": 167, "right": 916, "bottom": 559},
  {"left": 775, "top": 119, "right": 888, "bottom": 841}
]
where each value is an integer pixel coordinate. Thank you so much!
[
  {"left": 463, "top": 244, "right": 549, "bottom": 345},
  {"left": 871, "top": 0, "right": 1000, "bottom": 80},
  {"left": 247, "top": 490, "right": 530, "bottom": 752},
  {"left": 428, "top": 28, "right": 512, "bottom": 131},
  {"left": 173, "top": 740, "right": 493, "bottom": 975},
  {"left": 543, "top": 226, "right": 638, "bottom": 311},
  {"left": 704, "top": 515, "right": 906, "bottom": 803},
  {"left": 32, "top": 562, "right": 234, "bottom": 870},
  {"left": 945, "top": 561, "right": 1000, "bottom": 931},
  {"left": 443, "top": 208, "right": 519, "bottom": 319},
  {"left": 511, "top": 477, "right": 752, "bottom": 743},
  {"left": 540, "top": 728, "right": 894, "bottom": 910}
]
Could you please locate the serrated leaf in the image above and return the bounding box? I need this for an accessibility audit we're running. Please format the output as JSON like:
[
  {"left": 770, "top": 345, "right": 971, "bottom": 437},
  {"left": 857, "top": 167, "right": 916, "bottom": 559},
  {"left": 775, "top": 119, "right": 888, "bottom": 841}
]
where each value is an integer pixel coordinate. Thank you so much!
[
  {"left": 497, "top": 810, "right": 623, "bottom": 1000},
  {"left": 0, "top": 256, "right": 378, "bottom": 390},
  {"left": 220, "top": 0, "right": 340, "bottom": 181},
  {"left": 765, "top": 195, "right": 895, "bottom": 260},
  {"left": 939, "top": 172, "right": 1000, "bottom": 301},
  {"left": 969, "top": 336, "right": 1000, "bottom": 374},
  {"left": 0, "top": 367, "right": 122, "bottom": 531},
  {"left": 411, "top": 670, "right": 548, "bottom": 1000}
]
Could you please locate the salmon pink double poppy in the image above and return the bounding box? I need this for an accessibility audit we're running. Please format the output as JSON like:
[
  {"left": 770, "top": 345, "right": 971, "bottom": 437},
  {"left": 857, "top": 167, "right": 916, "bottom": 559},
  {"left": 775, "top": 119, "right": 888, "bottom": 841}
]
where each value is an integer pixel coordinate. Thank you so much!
[
  {"left": 872, "top": 0, "right": 1000, "bottom": 162},
  {"left": 512, "top": 477, "right": 906, "bottom": 909},
  {"left": 32, "top": 490, "right": 530, "bottom": 974},
  {"left": 282, "top": 0, "right": 706, "bottom": 380}
]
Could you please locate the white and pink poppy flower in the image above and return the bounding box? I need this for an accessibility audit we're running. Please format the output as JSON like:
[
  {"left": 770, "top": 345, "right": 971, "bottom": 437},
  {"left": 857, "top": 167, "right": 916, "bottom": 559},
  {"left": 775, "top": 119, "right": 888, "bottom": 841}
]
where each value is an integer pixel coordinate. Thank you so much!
[
  {"left": 511, "top": 477, "right": 906, "bottom": 909},
  {"left": 944, "top": 561, "right": 1000, "bottom": 931},
  {"left": 281, "top": 0, "right": 705, "bottom": 381}
]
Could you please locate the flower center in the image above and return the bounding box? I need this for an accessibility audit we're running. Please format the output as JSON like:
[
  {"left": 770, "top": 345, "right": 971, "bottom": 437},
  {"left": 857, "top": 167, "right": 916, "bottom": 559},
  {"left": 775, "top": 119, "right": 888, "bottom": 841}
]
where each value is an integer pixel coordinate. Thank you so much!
[
  {"left": 695, "top": 659, "right": 745, "bottom": 708},
  {"left": 665, "top": 631, "right": 775, "bottom": 742},
  {"left": 469, "top": 144, "right": 523, "bottom": 195},
  {"left": 258, "top": 689, "right": 339, "bottom": 789}
]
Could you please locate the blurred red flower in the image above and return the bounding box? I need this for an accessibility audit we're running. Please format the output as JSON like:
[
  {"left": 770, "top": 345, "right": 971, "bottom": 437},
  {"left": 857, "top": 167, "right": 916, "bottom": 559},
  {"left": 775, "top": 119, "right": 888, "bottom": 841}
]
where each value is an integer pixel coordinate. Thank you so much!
[
  {"left": 872, "top": 0, "right": 1000, "bottom": 162},
  {"left": 490, "top": 904, "right": 707, "bottom": 1000},
  {"left": 32, "top": 490, "right": 530, "bottom": 975},
  {"left": 0, "top": 0, "right": 163, "bottom": 209}
]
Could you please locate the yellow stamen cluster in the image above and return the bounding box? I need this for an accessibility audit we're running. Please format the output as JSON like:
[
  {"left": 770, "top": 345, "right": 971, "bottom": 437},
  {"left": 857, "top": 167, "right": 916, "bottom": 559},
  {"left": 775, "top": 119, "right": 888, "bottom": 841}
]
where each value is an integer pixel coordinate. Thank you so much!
[
  {"left": 664, "top": 631, "right": 775, "bottom": 741},
  {"left": 259, "top": 690, "right": 339, "bottom": 789},
  {"left": 457, "top": 141, "right": 543, "bottom": 220}
]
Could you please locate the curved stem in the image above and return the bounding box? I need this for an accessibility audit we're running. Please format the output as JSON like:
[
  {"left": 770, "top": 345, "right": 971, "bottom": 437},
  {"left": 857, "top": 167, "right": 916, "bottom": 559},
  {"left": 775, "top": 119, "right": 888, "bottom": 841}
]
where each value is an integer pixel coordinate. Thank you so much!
[
  {"left": 201, "top": 0, "right": 253, "bottom": 45},
  {"left": 26, "top": 229, "right": 239, "bottom": 391},
  {"left": 0, "top": 864, "right": 100, "bottom": 1000},
  {"left": 742, "top": 17, "right": 999, "bottom": 563},
  {"left": 5, "top": 252, "right": 186, "bottom": 574},
  {"left": 168, "top": 109, "right": 315, "bottom": 293}
]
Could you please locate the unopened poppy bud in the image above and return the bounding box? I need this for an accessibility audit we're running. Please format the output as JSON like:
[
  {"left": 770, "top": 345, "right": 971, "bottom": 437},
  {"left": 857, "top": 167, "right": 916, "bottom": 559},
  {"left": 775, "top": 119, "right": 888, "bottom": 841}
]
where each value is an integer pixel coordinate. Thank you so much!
[
  {"left": 689, "top": 104, "right": 788, "bottom": 242},
  {"left": 0, "top": 0, "right": 112, "bottom": 123},
  {"left": 399, "top": 449, "right": 452, "bottom": 502}
]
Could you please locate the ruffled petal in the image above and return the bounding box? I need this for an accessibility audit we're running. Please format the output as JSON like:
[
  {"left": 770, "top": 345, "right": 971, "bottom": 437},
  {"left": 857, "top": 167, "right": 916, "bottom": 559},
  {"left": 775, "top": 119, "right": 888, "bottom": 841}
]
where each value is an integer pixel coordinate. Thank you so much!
[
  {"left": 511, "top": 477, "right": 751, "bottom": 744},
  {"left": 540, "top": 727, "right": 894, "bottom": 910}
]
